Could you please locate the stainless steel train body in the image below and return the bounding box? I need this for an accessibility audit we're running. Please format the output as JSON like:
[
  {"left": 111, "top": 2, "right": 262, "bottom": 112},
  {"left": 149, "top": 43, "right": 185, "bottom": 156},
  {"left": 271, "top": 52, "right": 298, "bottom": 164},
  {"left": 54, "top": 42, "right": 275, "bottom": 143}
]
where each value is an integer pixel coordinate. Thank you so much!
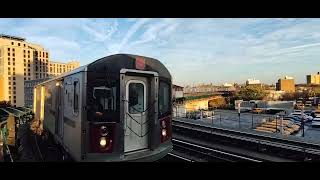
[{"left": 34, "top": 54, "right": 173, "bottom": 161}]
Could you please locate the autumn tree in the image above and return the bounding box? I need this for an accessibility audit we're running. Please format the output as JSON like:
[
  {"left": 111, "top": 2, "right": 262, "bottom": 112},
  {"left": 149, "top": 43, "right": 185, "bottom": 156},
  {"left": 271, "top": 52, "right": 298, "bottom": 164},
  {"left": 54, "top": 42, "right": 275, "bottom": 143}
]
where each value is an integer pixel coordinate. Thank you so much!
[{"left": 236, "top": 85, "right": 266, "bottom": 101}]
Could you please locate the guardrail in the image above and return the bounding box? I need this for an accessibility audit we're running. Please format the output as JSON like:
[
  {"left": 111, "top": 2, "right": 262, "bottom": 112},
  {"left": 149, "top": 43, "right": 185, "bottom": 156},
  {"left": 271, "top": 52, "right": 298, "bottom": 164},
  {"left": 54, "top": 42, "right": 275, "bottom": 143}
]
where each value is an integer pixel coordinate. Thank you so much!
[
  {"left": 173, "top": 108, "right": 277, "bottom": 132},
  {"left": 172, "top": 118, "right": 320, "bottom": 160}
]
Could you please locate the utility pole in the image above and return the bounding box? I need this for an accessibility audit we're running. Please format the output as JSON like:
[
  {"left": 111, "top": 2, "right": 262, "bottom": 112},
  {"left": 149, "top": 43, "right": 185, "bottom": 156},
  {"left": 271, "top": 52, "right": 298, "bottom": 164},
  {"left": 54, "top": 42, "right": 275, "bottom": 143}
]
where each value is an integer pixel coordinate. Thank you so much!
[{"left": 238, "top": 101, "right": 241, "bottom": 128}]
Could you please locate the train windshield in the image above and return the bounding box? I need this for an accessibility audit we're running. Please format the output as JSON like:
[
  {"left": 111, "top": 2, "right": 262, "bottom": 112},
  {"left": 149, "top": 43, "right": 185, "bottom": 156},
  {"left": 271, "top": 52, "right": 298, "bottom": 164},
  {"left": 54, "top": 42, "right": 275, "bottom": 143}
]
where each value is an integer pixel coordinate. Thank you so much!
[
  {"left": 159, "top": 81, "right": 170, "bottom": 117},
  {"left": 93, "top": 87, "right": 117, "bottom": 112}
]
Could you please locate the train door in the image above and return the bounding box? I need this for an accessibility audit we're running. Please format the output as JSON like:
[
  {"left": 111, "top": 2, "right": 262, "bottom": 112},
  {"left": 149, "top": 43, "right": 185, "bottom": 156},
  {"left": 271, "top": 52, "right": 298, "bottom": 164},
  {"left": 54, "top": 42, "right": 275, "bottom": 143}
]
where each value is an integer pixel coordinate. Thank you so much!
[
  {"left": 55, "top": 80, "right": 64, "bottom": 138},
  {"left": 124, "top": 76, "right": 149, "bottom": 153}
]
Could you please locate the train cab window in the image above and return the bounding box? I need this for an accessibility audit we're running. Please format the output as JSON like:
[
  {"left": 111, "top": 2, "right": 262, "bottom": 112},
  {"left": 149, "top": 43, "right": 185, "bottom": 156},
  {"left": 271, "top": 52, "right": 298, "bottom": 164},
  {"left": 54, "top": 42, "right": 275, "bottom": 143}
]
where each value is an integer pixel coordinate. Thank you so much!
[
  {"left": 93, "top": 86, "right": 117, "bottom": 112},
  {"left": 159, "top": 82, "right": 170, "bottom": 117}
]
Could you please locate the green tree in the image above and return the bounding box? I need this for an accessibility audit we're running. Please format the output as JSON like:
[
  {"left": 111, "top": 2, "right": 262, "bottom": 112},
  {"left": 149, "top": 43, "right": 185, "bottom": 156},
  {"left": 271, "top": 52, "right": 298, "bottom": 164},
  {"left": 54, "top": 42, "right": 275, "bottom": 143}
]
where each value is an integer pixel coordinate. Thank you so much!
[
  {"left": 281, "top": 92, "right": 295, "bottom": 101},
  {"left": 237, "top": 86, "right": 266, "bottom": 101},
  {"left": 0, "top": 101, "right": 11, "bottom": 108}
]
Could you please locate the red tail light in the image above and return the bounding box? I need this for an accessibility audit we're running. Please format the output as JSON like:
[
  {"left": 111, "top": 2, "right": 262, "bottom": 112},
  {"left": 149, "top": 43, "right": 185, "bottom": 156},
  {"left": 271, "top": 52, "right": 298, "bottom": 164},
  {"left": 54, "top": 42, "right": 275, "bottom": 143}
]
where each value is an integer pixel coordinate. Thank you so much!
[
  {"left": 89, "top": 123, "right": 115, "bottom": 153},
  {"left": 160, "top": 116, "right": 172, "bottom": 143}
]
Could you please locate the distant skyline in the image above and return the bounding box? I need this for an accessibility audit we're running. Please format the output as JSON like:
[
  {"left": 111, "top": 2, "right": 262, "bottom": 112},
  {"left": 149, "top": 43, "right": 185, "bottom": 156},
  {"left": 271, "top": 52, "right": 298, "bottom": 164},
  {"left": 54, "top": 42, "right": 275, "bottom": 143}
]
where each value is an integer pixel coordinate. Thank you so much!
[{"left": 1, "top": 18, "right": 320, "bottom": 86}]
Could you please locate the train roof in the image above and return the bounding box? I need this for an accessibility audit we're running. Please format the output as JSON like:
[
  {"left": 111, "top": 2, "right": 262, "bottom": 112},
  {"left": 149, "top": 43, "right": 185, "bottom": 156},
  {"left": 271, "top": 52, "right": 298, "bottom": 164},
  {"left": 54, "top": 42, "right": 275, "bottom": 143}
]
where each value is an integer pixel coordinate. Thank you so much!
[{"left": 38, "top": 54, "right": 171, "bottom": 85}]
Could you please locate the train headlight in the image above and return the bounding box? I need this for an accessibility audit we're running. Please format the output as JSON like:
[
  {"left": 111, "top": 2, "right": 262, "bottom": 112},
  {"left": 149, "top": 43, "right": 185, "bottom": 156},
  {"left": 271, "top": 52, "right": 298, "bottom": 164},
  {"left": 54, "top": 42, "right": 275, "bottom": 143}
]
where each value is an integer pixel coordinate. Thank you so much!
[
  {"left": 99, "top": 137, "right": 107, "bottom": 147},
  {"left": 100, "top": 126, "right": 108, "bottom": 136},
  {"left": 162, "top": 129, "right": 167, "bottom": 137}
]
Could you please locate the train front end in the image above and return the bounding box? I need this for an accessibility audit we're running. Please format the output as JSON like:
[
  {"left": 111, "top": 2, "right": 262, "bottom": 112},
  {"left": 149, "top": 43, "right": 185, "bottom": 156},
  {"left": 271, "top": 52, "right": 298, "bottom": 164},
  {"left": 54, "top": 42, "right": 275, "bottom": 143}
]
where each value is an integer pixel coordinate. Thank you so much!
[{"left": 84, "top": 54, "right": 172, "bottom": 162}]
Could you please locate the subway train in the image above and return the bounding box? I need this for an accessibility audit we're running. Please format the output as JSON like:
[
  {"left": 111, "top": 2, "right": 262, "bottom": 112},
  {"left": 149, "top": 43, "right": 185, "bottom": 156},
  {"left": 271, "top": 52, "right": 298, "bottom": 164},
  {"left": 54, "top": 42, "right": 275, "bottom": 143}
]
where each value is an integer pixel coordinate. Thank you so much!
[{"left": 33, "top": 54, "right": 173, "bottom": 161}]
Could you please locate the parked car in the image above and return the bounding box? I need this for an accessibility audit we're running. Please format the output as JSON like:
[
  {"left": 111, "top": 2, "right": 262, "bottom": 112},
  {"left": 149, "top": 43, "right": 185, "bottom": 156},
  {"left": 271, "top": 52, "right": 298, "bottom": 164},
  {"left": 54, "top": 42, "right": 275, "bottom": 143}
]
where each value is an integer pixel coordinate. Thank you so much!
[
  {"left": 283, "top": 115, "right": 302, "bottom": 125},
  {"left": 312, "top": 116, "right": 320, "bottom": 127},
  {"left": 304, "top": 110, "right": 312, "bottom": 116},
  {"left": 290, "top": 110, "right": 302, "bottom": 116},
  {"left": 252, "top": 108, "right": 263, "bottom": 114}
]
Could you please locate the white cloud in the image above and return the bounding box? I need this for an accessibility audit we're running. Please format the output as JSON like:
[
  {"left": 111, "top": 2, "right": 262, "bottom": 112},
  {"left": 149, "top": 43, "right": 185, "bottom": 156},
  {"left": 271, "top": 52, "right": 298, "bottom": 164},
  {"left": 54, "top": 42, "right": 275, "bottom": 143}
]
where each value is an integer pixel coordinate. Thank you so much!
[{"left": 81, "top": 19, "right": 118, "bottom": 42}]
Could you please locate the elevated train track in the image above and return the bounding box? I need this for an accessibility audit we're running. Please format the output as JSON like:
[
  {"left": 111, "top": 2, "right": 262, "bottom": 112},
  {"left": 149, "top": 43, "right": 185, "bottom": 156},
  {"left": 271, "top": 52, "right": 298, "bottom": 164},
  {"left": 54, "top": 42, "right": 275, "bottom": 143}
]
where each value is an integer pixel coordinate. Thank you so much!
[{"left": 171, "top": 118, "right": 320, "bottom": 161}]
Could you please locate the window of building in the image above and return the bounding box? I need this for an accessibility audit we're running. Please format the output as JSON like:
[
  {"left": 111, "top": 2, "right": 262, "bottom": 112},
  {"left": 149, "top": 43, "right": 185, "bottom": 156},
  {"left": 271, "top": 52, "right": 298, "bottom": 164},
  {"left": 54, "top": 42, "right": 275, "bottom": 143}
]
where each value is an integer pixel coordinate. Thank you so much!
[
  {"left": 28, "top": 69, "right": 30, "bottom": 72},
  {"left": 13, "top": 82, "right": 15, "bottom": 85},
  {"left": 8, "top": 53, "right": 10, "bottom": 56},
  {"left": 8, "top": 77, "right": 10, "bottom": 80},
  {"left": 24, "top": 50, "right": 26, "bottom": 53},
  {"left": 24, "top": 55, "right": 26, "bottom": 58},
  {"left": 8, "top": 48, "right": 10, "bottom": 51},
  {"left": 12, "top": 48, "right": 15, "bottom": 52},
  {"left": 28, "top": 73, "right": 30, "bottom": 76},
  {"left": 28, "top": 60, "right": 30, "bottom": 63},
  {"left": 9, "top": 96, "right": 11, "bottom": 99},
  {"left": 24, "top": 63, "right": 26, "bottom": 67},
  {"left": 24, "top": 59, "right": 26, "bottom": 62},
  {"left": 9, "top": 87, "right": 11, "bottom": 90},
  {"left": 11, "top": 42, "right": 13, "bottom": 45},
  {"left": 28, "top": 64, "right": 30, "bottom": 67},
  {"left": 24, "top": 73, "right": 26, "bottom": 76},
  {"left": 14, "top": 100, "right": 16, "bottom": 103},
  {"left": 13, "top": 87, "right": 16, "bottom": 90},
  {"left": 13, "top": 91, "right": 16, "bottom": 94},
  {"left": 8, "top": 62, "right": 10, "bottom": 65},
  {"left": 28, "top": 50, "right": 30, "bottom": 54},
  {"left": 12, "top": 58, "right": 15, "bottom": 61},
  {"left": 12, "top": 53, "right": 15, "bottom": 57},
  {"left": 8, "top": 82, "right": 11, "bottom": 85},
  {"left": 28, "top": 77, "right": 30, "bottom": 80},
  {"left": 24, "top": 44, "right": 26, "bottom": 47},
  {"left": 18, "top": 43, "right": 20, "bottom": 46},
  {"left": 24, "top": 77, "right": 26, "bottom": 80},
  {"left": 13, "top": 77, "right": 15, "bottom": 80},
  {"left": 8, "top": 57, "right": 10, "bottom": 61},
  {"left": 28, "top": 55, "right": 30, "bottom": 58},
  {"left": 8, "top": 72, "right": 11, "bottom": 75},
  {"left": 13, "top": 72, "right": 15, "bottom": 75},
  {"left": 13, "top": 62, "right": 15, "bottom": 66}
]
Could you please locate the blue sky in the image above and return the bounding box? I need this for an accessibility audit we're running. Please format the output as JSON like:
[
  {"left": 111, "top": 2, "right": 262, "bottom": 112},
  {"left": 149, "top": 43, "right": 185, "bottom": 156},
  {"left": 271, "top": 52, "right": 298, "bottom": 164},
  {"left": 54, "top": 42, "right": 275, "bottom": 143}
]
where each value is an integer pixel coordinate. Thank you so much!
[{"left": 1, "top": 18, "right": 320, "bottom": 86}]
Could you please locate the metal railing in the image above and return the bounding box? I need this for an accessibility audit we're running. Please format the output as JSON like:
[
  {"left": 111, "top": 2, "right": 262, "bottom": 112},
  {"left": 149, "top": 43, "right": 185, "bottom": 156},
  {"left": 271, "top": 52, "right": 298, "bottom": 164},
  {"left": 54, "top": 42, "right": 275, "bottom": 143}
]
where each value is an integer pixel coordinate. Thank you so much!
[
  {"left": 125, "top": 112, "right": 150, "bottom": 137},
  {"left": 172, "top": 107, "right": 293, "bottom": 135}
]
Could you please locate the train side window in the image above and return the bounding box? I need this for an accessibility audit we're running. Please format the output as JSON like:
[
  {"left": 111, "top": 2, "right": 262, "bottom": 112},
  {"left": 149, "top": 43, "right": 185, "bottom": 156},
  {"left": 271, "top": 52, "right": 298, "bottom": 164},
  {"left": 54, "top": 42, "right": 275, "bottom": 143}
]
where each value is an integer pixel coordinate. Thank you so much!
[
  {"left": 73, "top": 80, "right": 80, "bottom": 115},
  {"left": 159, "top": 81, "right": 170, "bottom": 117}
]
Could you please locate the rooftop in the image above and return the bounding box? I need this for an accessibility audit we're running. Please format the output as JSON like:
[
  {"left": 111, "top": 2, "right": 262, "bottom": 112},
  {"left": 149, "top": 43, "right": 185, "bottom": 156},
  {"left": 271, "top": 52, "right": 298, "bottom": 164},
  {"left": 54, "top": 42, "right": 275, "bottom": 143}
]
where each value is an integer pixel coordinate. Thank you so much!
[{"left": 0, "top": 34, "right": 26, "bottom": 42}]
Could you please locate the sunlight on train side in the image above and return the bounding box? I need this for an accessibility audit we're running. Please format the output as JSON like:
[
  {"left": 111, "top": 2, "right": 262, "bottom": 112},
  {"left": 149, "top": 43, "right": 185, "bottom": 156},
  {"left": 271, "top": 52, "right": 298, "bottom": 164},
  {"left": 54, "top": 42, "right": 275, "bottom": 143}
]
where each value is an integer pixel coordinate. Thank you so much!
[
  {"left": 40, "top": 86, "right": 45, "bottom": 122},
  {"left": 33, "top": 88, "right": 37, "bottom": 114}
]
